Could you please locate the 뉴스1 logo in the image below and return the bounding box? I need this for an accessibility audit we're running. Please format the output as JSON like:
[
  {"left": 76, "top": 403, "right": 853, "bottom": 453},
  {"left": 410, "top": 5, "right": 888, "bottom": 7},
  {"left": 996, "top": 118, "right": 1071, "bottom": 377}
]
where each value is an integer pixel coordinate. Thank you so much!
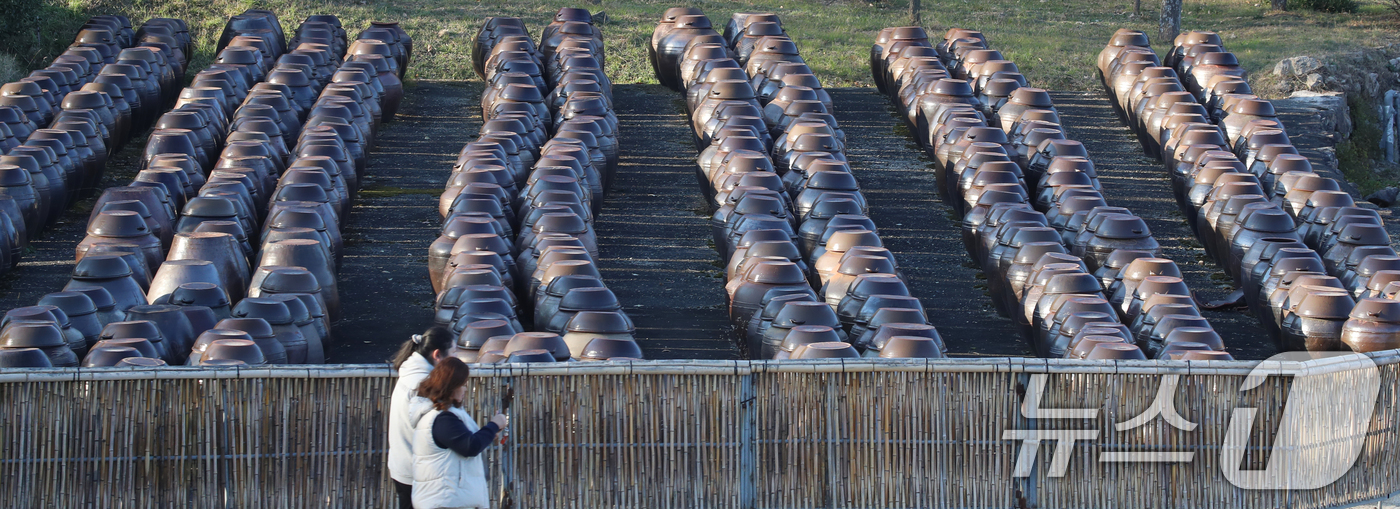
[{"left": 1002, "top": 352, "right": 1380, "bottom": 489}]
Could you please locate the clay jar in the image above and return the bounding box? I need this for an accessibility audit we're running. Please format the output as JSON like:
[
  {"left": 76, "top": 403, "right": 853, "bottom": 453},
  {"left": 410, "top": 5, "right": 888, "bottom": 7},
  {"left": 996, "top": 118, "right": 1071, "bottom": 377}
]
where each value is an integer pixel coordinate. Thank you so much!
[
  {"left": 540, "top": 286, "right": 619, "bottom": 334},
  {"left": 768, "top": 325, "right": 837, "bottom": 360},
  {"left": 123, "top": 304, "right": 197, "bottom": 364},
  {"left": 0, "top": 346, "right": 53, "bottom": 367},
  {"left": 1323, "top": 224, "right": 1391, "bottom": 277},
  {"left": 38, "top": 291, "right": 104, "bottom": 349},
  {"left": 870, "top": 336, "right": 942, "bottom": 359},
  {"left": 1027, "top": 270, "right": 1103, "bottom": 332},
  {"left": 201, "top": 338, "right": 267, "bottom": 365},
  {"left": 63, "top": 254, "right": 147, "bottom": 312},
  {"left": 560, "top": 311, "right": 636, "bottom": 359},
  {"left": 1, "top": 323, "right": 77, "bottom": 366},
  {"left": 4, "top": 306, "right": 85, "bottom": 357},
  {"left": 1081, "top": 216, "right": 1159, "bottom": 272},
  {"left": 76, "top": 210, "right": 163, "bottom": 271},
  {"left": 256, "top": 239, "right": 337, "bottom": 318},
  {"left": 1067, "top": 335, "right": 1127, "bottom": 359},
  {"left": 1260, "top": 262, "right": 1332, "bottom": 330},
  {"left": 1227, "top": 205, "right": 1299, "bottom": 270},
  {"left": 82, "top": 344, "right": 145, "bottom": 367},
  {"left": 1086, "top": 343, "right": 1148, "bottom": 360},
  {"left": 145, "top": 259, "right": 221, "bottom": 304},
  {"left": 502, "top": 332, "right": 571, "bottom": 362},
  {"left": 167, "top": 231, "right": 248, "bottom": 299},
  {"left": 1109, "top": 258, "right": 1181, "bottom": 319},
  {"left": 865, "top": 323, "right": 944, "bottom": 357},
  {"left": 1281, "top": 289, "right": 1354, "bottom": 351},
  {"left": 250, "top": 269, "right": 330, "bottom": 341},
  {"left": 759, "top": 301, "right": 846, "bottom": 359},
  {"left": 1341, "top": 298, "right": 1400, "bottom": 352},
  {"left": 656, "top": 16, "right": 719, "bottom": 90},
  {"left": 169, "top": 282, "right": 233, "bottom": 320},
  {"left": 215, "top": 317, "right": 287, "bottom": 364},
  {"left": 1125, "top": 276, "right": 1190, "bottom": 323},
  {"left": 730, "top": 260, "right": 815, "bottom": 328}
]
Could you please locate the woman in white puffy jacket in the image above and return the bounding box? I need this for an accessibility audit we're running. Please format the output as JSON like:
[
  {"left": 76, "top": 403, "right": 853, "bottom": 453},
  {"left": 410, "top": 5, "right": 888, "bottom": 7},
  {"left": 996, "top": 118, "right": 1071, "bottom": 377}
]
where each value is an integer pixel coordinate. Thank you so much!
[
  {"left": 409, "top": 357, "right": 509, "bottom": 509},
  {"left": 387, "top": 327, "right": 457, "bottom": 509}
]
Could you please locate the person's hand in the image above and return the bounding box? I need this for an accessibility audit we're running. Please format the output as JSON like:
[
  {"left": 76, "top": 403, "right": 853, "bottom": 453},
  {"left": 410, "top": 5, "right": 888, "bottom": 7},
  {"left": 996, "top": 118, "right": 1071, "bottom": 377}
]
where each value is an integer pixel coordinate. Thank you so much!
[{"left": 490, "top": 413, "right": 509, "bottom": 429}]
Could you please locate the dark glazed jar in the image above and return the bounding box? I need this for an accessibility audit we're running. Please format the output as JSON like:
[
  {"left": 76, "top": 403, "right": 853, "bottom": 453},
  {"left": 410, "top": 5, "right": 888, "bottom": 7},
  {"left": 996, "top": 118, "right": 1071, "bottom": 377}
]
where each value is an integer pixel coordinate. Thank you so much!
[
  {"left": 1, "top": 323, "right": 76, "bottom": 366},
  {"left": 1280, "top": 288, "right": 1354, "bottom": 351},
  {"left": 215, "top": 317, "right": 287, "bottom": 364},
  {"left": 1341, "top": 298, "right": 1400, "bottom": 352},
  {"left": 63, "top": 254, "right": 147, "bottom": 313}
]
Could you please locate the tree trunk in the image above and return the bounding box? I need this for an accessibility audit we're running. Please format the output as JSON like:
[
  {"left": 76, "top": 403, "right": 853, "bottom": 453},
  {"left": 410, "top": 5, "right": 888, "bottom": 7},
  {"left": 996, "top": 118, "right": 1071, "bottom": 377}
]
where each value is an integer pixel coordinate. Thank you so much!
[
  {"left": 1134, "top": 0, "right": 1142, "bottom": 15},
  {"left": 909, "top": 0, "right": 921, "bottom": 25},
  {"left": 1159, "top": 0, "right": 1182, "bottom": 45},
  {"left": 1271, "top": 0, "right": 1287, "bottom": 10}
]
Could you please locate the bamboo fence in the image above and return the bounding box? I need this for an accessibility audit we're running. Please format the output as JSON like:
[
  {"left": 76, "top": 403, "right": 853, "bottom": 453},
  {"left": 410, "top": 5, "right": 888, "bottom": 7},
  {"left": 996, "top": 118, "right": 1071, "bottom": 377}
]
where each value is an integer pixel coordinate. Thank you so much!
[{"left": 1, "top": 356, "right": 1398, "bottom": 508}]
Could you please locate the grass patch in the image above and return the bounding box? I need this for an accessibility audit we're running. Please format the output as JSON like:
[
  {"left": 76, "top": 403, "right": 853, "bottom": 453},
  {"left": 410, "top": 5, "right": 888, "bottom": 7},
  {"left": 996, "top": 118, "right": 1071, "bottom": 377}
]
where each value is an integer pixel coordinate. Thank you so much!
[{"left": 14, "top": 0, "right": 1396, "bottom": 92}]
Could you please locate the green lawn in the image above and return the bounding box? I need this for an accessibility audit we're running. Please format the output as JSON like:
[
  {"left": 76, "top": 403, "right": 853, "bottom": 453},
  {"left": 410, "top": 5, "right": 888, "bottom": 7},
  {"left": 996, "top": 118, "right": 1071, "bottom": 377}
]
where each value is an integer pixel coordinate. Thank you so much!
[{"left": 11, "top": 0, "right": 1399, "bottom": 92}]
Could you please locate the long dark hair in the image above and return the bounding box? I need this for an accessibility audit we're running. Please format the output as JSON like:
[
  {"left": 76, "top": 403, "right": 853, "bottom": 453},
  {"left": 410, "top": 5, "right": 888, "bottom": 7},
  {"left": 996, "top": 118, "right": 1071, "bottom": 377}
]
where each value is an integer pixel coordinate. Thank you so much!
[
  {"left": 416, "top": 357, "right": 470, "bottom": 411},
  {"left": 391, "top": 326, "right": 454, "bottom": 369}
]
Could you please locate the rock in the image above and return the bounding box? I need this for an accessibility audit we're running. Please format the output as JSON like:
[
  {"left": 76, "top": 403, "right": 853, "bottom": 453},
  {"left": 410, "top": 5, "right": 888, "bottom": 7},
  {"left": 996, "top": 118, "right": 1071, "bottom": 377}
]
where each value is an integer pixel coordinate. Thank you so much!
[
  {"left": 1365, "top": 187, "right": 1400, "bottom": 207},
  {"left": 1390, "top": 56, "right": 1400, "bottom": 71},
  {"left": 1305, "top": 73, "right": 1325, "bottom": 89},
  {"left": 1280, "top": 91, "right": 1352, "bottom": 140},
  {"left": 1274, "top": 56, "right": 1325, "bottom": 77}
]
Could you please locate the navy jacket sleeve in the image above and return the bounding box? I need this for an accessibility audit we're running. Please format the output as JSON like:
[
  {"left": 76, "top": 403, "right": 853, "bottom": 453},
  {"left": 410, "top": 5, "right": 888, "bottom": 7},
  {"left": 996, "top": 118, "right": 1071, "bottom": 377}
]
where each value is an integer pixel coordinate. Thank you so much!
[{"left": 432, "top": 410, "right": 500, "bottom": 458}]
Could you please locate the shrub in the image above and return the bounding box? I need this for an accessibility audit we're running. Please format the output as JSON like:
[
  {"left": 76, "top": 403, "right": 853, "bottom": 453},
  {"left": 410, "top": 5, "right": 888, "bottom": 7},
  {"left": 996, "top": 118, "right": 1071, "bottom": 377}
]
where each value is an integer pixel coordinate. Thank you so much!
[
  {"left": 1337, "top": 95, "right": 1387, "bottom": 195},
  {"left": 0, "top": 53, "right": 20, "bottom": 82},
  {"left": 1294, "top": 0, "right": 1360, "bottom": 13}
]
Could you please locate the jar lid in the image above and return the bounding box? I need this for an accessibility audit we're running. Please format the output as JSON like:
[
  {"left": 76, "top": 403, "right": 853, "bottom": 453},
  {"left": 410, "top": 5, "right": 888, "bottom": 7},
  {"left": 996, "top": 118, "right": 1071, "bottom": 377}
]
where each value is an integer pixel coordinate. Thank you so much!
[
  {"left": 580, "top": 337, "right": 644, "bottom": 360},
  {"left": 214, "top": 317, "right": 276, "bottom": 338},
  {"left": 0, "top": 347, "right": 53, "bottom": 367},
  {"left": 503, "top": 349, "right": 555, "bottom": 363},
  {"left": 780, "top": 325, "right": 840, "bottom": 353},
  {"left": 795, "top": 342, "right": 859, "bottom": 359},
  {"left": 72, "top": 254, "right": 133, "bottom": 279},
  {"left": 1293, "top": 289, "right": 1354, "bottom": 320},
  {"left": 0, "top": 322, "right": 65, "bottom": 348},
  {"left": 565, "top": 311, "right": 635, "bottom": 335},
  {"left": 877, "top": 336, "right": 945, "bottom": 359},
  {"left": 504, "top": 332, "right": 569, "bottom": 361},
  {"left": 558, "top": 287, "right": 620, "bottom": 311},
  {"left": 1086, "top": 343, "right": 1146, "bottom": 360}
]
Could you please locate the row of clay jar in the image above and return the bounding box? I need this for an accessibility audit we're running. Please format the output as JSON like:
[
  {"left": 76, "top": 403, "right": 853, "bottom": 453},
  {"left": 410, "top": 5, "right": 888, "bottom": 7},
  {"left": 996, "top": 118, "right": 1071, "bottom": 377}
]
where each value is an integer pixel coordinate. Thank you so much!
[
  {"left": 0, "top": 16, "right": 192, "bottom": 275},
  {"left": 872, "top": 26, "right": 1233, "bottom": 361},
  {"left": 0, "top": 12, "right": 410, "bottom": 369},
  {"left": 1099, "top": 29, "right": 1400, "bottom": 353},
  {"left": 427, "top": 9, "right": 642, "bottom": 365},
  {"left": 0, "top": 14, "right": 196, "bottom": 369},
  {"left": 651, "top": 9, "right": 946, "bottom": 361}
]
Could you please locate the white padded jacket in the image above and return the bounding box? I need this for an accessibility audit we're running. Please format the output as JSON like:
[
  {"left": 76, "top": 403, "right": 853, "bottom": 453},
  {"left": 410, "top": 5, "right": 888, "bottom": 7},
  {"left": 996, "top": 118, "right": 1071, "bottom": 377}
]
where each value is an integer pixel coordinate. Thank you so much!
[
  {"left": 387, "top": 352, "right": 433, "bottom": 484},
  {"left": 410, "top": 399, "right": 489, "bottom": 509}
]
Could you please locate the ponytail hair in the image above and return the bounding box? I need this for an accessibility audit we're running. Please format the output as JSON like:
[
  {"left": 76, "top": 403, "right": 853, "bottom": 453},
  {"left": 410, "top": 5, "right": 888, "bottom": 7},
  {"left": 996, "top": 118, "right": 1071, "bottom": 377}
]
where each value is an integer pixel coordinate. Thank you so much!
[{"left": 391, "top": 326, "right": 455, "bottom": 369}]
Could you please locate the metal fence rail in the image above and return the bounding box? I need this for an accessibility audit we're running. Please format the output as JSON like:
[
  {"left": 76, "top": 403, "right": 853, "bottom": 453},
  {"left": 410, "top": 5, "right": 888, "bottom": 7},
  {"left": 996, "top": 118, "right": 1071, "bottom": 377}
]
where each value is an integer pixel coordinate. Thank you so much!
[{"left": 1, "top": 356, "right": 1397, "bottom": 508}]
